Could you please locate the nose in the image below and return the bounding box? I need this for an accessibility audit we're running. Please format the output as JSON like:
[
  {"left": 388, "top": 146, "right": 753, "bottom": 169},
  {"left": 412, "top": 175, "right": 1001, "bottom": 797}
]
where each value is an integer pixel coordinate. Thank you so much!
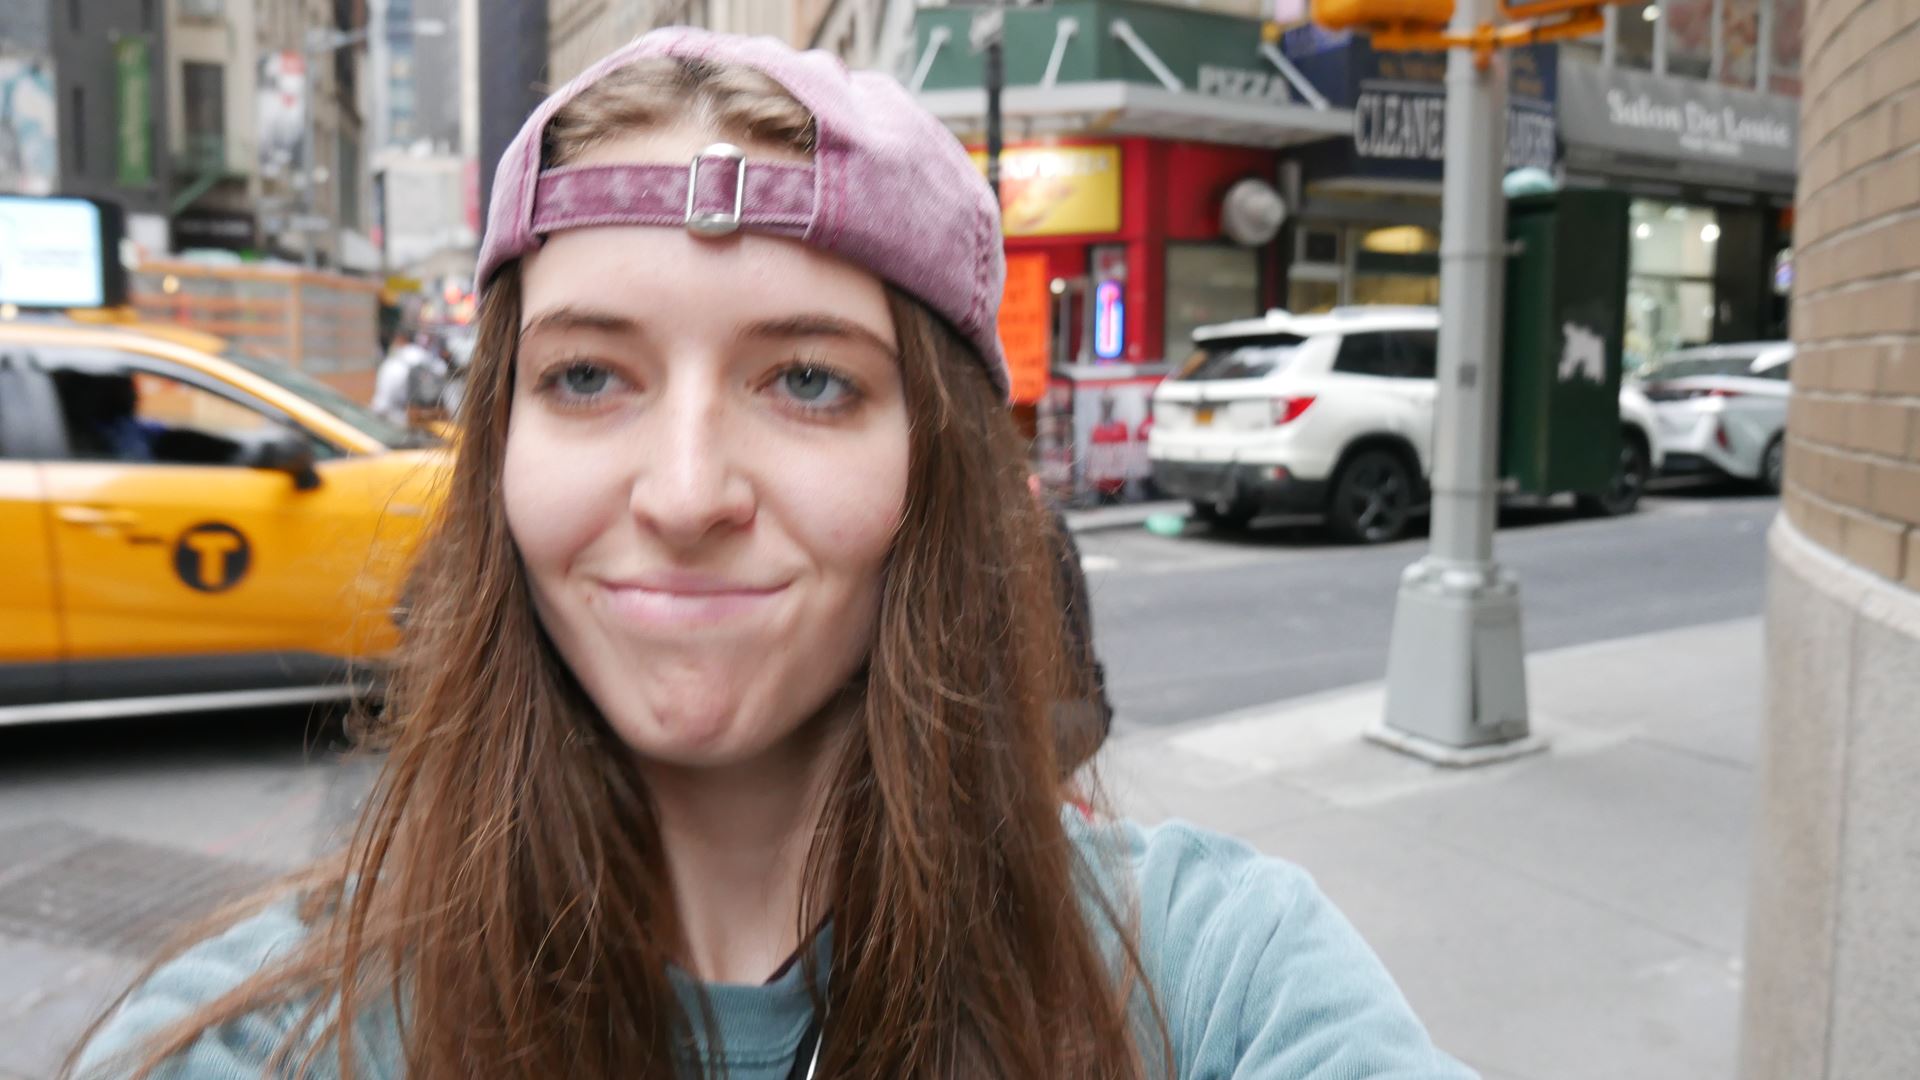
[{"left": 627, "top": 383, "right": 756, "bottom": 548}]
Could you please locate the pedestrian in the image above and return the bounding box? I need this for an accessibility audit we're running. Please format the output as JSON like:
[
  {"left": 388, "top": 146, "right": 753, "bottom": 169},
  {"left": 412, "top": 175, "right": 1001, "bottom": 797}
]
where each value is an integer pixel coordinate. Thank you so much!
[
  {"left": 369, "top": 328, "right": 431, "bottom": 426},
  {"left": 70, "top": 30, "right": 1471, "bottom": 1080}
]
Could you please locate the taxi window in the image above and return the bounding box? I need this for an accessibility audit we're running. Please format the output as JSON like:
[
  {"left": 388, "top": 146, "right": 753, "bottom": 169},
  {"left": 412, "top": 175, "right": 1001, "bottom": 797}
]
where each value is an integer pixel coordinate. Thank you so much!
[
  {"left": 36, "top": 347, "right": 335, "bottom": 466},
  {"left": 222, "top": 348, "right": 429, "bottom": 449}
]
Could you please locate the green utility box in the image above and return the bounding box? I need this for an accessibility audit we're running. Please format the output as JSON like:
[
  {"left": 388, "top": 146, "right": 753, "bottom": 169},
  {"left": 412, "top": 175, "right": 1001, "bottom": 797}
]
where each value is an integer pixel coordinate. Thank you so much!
[{"left": 1500, "top": 190, "right": 1631, "bottom": 498}]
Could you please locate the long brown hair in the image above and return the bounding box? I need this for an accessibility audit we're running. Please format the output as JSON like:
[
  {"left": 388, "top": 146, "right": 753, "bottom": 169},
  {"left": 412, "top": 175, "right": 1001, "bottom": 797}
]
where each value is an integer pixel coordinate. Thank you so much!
[{"left": 72, "top": 56, "right": 1163, "bottom": 1079}]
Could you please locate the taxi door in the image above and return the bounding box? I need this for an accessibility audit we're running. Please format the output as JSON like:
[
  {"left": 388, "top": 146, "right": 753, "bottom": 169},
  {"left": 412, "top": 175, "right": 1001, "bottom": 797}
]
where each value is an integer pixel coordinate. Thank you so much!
[
  {"left": 0, "top": 354, "right": 66, "bottom": 709},
  {"left": 31, "top": 344, "right": 419, "bottom": 696}
]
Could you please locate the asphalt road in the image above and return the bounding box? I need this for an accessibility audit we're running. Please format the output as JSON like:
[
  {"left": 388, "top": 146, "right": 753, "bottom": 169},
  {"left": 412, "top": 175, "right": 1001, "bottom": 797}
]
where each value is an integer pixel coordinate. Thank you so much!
[
  {"left": 1080, "top": 484, "right": 1776, "bottom": 730},
  {"left": 0, "top": 483, "right": 1775, "bottom": 1077}
]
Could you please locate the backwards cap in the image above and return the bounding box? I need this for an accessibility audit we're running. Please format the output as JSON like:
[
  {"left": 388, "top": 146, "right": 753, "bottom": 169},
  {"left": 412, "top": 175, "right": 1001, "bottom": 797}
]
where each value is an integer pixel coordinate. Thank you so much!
[{"left": 475, "top": 27, "right": 1009, "bottom": 397}]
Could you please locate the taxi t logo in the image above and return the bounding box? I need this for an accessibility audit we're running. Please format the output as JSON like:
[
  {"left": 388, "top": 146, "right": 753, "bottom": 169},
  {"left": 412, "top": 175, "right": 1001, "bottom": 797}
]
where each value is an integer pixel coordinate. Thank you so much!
[{"left": 173, "top": 522, "right": 253, "bottom": 593}]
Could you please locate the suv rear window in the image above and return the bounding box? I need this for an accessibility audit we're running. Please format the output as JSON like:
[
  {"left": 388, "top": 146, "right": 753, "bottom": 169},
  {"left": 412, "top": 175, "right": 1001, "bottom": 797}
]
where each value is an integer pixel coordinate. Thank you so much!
[
  {"left": 1642, "top": 352, "right": 1763, "bottom": 380},
  {"left": 1174, "top": 335, "right": 1307, "bottom": 381}
]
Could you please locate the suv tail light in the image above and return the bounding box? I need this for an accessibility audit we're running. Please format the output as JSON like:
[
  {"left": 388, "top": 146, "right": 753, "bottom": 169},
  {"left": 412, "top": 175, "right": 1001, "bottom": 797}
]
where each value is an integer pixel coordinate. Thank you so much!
[{"left": 1271, "top": 396, "right": 1316, "bottom": 426}]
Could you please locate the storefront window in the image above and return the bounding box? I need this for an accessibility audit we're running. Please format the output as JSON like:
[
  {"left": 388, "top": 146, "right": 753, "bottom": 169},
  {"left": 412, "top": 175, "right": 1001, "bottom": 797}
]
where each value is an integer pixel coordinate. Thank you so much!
[
  {"left": 1164, "top": 244, "right": 1261, "bottom": 362},
  {"left": 1288, "top": 279, "right": 1340, "bottom": 314},
  {"left": 1353, "top": 225, "right": 1439, "bottom": 308},
  {"left": 1722, "top": 0, "right": 1760, "bottom": 87},
  {"left": 1626, "top": 200, "right": 1720, "bottom": 372},
  {"left": 1667, "top": 0, "right": 1714, "bottom": 78}
]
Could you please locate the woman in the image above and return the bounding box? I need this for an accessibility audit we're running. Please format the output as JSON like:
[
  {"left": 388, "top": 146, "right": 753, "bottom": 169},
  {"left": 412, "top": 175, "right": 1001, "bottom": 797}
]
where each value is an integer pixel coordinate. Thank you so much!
[{"left": 72, "top": 30, "right": 1471, "bottom": 1080}]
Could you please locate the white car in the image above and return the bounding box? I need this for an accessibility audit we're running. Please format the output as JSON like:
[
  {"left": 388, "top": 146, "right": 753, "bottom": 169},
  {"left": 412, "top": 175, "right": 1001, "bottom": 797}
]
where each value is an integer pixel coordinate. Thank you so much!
[
  {"left": 1148, "top": 306, "right": 1663, "bottom": 543},
  {"left": 1635, "top": 342, "right": 1792, "bottom": 492}
]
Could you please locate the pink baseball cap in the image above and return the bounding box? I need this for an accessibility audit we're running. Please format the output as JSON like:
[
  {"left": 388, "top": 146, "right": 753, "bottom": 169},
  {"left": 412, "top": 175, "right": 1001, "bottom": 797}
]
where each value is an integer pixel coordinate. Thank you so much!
[{"left": 475, "top": 27, "right": 1010, "bottom": 397}]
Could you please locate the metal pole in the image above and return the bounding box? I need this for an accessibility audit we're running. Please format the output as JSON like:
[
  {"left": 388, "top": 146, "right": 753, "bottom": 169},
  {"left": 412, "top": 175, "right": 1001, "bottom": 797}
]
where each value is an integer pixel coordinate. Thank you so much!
[
  {"left": 1372, "top": 0, "right": 1539, "bottom": 764},
  {"left": 301, "top": 35, "right": 319, "bottom": 269},
  {"left": 984, "top": 30, "right": 1004, "bottom": 202}
]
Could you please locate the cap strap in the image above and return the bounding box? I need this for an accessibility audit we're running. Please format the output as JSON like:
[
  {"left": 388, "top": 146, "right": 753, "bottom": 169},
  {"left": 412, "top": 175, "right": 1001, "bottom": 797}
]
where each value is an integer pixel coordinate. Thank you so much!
[{"left": 531, "top": 150, "right": 815, "bottom": 243}]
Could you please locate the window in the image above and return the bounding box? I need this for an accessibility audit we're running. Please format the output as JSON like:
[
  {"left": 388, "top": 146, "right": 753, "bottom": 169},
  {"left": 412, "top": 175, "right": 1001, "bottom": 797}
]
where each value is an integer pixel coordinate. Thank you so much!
[
  {"left": 1164, "top": 244, "right": 1261, "bottom": 363},
  {"left": 1334, "top": 331, "right": 1437, "bottom": 379},
  {"left": 69, "top": 86, "right": 85, "bottom": 172},
  {"left": 1626, "top": 200, "right": 1720, "bottom": 370},
  {"left": 183, "top": 62, "right": 225, "bottom": 169},
  {"left": 1175, "top": 335, "right": 1308, "bottom": 382},
  {"left": 1616, "top": 1, "right": 1657, "bottom": 70},
  {"left": 1721, "top": 0, "right": 1759, "bottom": 86},
  {"left": 40, "top": 351, "right": 296, "bottom": 466},
  {"left": 1667, "top": 0, "right": 1713, "bottom": 78}
]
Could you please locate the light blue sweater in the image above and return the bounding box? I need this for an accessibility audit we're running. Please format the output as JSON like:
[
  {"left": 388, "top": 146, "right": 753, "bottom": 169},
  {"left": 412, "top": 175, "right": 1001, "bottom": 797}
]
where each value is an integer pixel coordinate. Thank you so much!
[{"left": 77, "top": 818, "right": 1475, "bottom": 1079}]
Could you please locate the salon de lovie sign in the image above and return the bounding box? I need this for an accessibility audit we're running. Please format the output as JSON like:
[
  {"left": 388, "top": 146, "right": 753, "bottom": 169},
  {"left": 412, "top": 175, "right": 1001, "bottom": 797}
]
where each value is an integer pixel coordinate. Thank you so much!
[{"left": 1559, "top": 59, "right": 1798, "bottom": 177}]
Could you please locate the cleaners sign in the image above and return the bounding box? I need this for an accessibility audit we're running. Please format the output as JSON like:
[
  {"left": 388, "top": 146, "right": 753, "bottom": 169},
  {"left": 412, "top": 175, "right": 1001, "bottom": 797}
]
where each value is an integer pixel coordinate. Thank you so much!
[
  {"left": 1277, "top": 30, "right": 1558, "bottom": 183},
  {"left": 1352, "top": 47, "right": 1557, "bottom": 172}
]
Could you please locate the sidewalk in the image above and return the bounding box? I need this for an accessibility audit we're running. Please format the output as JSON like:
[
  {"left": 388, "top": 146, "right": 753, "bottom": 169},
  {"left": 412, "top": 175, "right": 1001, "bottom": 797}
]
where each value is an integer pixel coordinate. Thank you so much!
[
  {"left": 1062, "top": 499, "right": 1188, "bottom": 534},
  {"left": 1102, "top": 617, "right": 1761, "bottom": 1080}
]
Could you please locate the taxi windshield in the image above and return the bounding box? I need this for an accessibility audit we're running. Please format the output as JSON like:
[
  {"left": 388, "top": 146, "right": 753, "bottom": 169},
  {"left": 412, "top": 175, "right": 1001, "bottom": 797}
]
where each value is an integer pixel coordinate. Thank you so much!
[{"left": 221, "top": 349, "right": 437, "bottom": 449}]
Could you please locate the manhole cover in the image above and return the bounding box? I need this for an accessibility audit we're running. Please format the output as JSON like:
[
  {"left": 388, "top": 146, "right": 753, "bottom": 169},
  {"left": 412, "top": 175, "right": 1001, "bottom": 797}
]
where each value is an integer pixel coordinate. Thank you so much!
[{"left": 0, "top": 828, "right": 273, "bottom": 955}]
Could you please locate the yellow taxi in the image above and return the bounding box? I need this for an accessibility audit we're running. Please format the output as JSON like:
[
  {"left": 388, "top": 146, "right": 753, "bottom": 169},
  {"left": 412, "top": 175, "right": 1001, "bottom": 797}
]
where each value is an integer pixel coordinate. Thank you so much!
[{"left": 0, "top": 316, "right": 448, "bottom": 725}]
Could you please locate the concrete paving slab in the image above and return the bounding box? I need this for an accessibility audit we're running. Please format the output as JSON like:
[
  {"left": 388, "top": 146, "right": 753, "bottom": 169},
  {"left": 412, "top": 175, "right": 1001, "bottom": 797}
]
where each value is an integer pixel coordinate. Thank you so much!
[{"left": 1246, "top": 812, "right": 1741, "bottom": 1080}]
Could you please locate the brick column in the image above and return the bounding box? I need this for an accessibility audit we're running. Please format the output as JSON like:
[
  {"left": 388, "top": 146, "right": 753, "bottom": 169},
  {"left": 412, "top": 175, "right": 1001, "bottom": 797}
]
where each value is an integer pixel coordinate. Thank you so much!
[{"left": 1738, "top": 0, "right": 1920, "bottom": 1072}]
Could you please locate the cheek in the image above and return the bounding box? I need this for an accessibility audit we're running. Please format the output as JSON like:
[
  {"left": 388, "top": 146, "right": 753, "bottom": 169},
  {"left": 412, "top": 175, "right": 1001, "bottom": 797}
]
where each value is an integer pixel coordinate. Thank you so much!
[
  {"left": 773, "top": 424, "right": 910, "bottom": 587},
  {"left": 501, "top": 419, "right": 612, "bottom": 576}
]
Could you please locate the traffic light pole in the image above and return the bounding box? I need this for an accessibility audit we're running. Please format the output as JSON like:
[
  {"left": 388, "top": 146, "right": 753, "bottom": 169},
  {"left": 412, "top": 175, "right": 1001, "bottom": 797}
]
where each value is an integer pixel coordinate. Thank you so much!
[{"left": 1370, "top": 0, "right": 1544, "bottom": 765}]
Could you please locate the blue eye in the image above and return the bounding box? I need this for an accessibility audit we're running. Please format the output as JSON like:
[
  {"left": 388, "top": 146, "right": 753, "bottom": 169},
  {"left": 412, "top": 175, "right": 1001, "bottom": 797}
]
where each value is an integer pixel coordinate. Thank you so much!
[
  {"left": 775, "top": 364, "right": 855, "bottom": 410},
  {"left": 560, "top": 362, "right": 611, "bottom": 396}
]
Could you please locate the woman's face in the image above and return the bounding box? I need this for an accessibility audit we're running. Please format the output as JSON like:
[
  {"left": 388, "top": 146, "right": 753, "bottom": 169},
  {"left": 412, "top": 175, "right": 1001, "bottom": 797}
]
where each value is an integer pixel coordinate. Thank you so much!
[{"left": 504, "top": 125, "right": 908, "bottom": 769}]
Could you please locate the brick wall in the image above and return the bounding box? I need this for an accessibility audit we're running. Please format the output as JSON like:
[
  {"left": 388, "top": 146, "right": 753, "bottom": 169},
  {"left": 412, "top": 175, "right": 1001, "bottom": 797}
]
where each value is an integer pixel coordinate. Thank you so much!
[{"left": 1783, "top": 0, "right": 1920, "bottom": 588}]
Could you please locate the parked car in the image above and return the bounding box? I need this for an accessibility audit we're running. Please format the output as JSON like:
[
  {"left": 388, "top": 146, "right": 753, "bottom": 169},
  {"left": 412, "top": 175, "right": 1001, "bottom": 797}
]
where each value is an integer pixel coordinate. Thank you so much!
[
  {"left": 0, "top": 316, "right": 448, "bottom": 726},
  {"left": 1147, "top": 306, "right": 1663, "bottom": 543},
  {"left": 1634, "top": 342, "right": 1792, "bottom": 492}
]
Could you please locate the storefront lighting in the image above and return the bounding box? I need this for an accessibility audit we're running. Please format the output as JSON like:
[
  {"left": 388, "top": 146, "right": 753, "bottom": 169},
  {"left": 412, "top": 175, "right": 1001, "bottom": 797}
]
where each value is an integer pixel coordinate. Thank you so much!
[
  {"left": 0, "top": 303, "right": 15, "bottom": 320},
  {"left": 162, "top": 274, "right": 181, "bottom": 294},
  {"left": 1635, "top": 223, "right": 1653, "bottom": 240},
  {"left": 1701, "top": 223, "right": 1722, "bottom": 243},
  {"left": 1050, "top": 277, "right": 1067, "bottom": 296},
  {"left": 1642, "top": 4, "right": 1659, "bottom": 20}
]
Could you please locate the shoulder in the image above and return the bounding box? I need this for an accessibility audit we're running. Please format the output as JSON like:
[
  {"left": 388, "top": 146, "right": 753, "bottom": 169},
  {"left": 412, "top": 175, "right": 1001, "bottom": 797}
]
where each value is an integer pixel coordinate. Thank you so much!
[
  {"left": 73, "top": 902, "right": 375, "bottom": 1080},
  {"left": 1073, "top": 817, "right": 1476, "bottom": 1079}
]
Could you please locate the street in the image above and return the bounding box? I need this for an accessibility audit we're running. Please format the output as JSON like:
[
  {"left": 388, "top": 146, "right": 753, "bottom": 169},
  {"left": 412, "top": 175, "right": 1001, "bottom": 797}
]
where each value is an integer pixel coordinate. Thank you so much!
[
  {"left": 1085, "top": 485, "right": 1774, "bottom": 728},
  {"left": 0, "top": 484, "right": 1772, "bottom": 1078}
]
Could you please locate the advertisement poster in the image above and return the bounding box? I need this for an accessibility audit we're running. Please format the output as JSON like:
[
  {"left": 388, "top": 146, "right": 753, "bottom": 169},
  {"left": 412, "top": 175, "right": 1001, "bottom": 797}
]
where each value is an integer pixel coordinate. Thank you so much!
[
  {"left": 256, "top": 51, "right": 308, "bottom": 178},
  {"left": 968, "top": 144, "right": 1121, "bottom": 237},
  {"left": 0, "top": 57, "right": 57, "bottom": 196},
  {"left": 1036, "top": 369, "right": 1162, "bottom": 503},
  {"left": 998, "top": 253, "right": 1051, "bottom": 405}
]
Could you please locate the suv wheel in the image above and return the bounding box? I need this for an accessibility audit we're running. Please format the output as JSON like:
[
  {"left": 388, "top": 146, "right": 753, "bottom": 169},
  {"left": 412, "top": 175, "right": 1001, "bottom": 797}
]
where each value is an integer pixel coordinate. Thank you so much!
[
  {"left": 1578, "top": 432, "right": 1651, "bottom": 517},
  {"left": 1327, "top": 450, "right": 1414, "bottom": 544},
  {"left": 1760, "top": 435, "right": 1785, "bottom": 494}
]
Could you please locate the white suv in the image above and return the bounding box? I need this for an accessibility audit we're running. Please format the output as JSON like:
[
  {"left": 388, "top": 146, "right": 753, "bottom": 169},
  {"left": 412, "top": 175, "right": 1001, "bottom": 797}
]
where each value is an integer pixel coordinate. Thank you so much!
[{"left": 1148, "top": 306, "right": 1663, "bottom": 543}]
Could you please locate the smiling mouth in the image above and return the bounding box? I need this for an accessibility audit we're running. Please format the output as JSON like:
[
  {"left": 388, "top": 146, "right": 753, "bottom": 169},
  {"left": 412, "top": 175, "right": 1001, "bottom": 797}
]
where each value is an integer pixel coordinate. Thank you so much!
[{"left": 592, "top": 579, "right": 789, "bottom": 629}]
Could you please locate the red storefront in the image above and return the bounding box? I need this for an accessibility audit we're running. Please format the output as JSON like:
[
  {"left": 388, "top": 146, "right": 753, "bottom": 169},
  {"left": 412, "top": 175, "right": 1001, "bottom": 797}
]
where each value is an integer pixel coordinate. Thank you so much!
[{"left": 981, "top": 137, "right": 1288, "bottom": 499}]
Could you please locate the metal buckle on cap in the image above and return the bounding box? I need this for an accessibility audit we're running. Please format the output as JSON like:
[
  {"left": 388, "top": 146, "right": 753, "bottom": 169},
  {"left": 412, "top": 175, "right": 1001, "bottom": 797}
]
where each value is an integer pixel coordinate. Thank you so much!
[{"left": 685, "top": 143, "right": 747, "bottom": 238}]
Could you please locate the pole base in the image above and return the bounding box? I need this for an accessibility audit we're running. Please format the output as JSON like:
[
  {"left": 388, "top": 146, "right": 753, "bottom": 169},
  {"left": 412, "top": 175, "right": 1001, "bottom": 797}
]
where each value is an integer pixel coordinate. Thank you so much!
[
  {"left": 1364, "top": 722, "right": 1550, "bottom": 767},
  {"left": 1380, "top": 557, "right": 1533, "bottom": 750}
]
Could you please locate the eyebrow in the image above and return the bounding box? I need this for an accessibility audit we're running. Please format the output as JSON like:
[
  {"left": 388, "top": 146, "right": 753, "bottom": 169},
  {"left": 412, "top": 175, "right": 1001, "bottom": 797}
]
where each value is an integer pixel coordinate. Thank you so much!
[
  {"left": 738, "top": 315, "right": 898, "bottom": 358},
  {"left": 520, "top": 306, "right": 642, "bottom": 339}
]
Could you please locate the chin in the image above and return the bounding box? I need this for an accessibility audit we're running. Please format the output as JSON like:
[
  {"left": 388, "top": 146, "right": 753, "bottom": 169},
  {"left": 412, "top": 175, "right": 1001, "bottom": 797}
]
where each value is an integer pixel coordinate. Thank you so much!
[{"left": 604, "top": 695, "right": 777, "bottom": 768}]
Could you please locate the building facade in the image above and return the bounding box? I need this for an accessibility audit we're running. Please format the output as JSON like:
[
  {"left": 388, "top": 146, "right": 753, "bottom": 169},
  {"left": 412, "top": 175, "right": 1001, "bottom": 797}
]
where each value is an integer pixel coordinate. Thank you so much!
[
  {"left": 1737, "top": 0, "right": 1920, "bottom": 1069},
  {"left": 547, "top": 0, "right": 800, "bottom": 85},
  {"left": 0, "top": 0, "right": 173, "bottom": 252}
]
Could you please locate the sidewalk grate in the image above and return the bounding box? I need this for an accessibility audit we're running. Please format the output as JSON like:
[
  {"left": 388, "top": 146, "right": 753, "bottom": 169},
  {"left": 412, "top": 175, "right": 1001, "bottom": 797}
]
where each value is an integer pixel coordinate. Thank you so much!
[{"left": 0, "top": 826, "right": 272, "bottom": 955}]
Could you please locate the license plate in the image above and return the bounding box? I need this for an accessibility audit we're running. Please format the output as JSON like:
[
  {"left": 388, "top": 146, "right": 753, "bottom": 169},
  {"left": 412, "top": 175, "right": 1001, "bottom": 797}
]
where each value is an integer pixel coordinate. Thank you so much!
[{"left": 1194, "top": 406, "right": 1215, "bottom": 427}]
